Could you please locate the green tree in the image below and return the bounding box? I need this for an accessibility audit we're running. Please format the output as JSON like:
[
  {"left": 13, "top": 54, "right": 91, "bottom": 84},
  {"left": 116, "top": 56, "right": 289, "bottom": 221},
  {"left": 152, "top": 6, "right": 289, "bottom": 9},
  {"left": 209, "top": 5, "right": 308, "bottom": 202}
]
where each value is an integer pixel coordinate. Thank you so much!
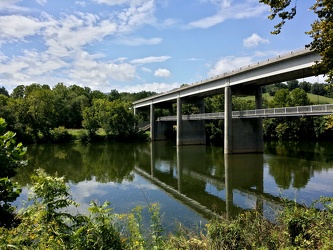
[
  {"left": 265, "top": 88, "right": 316, "bottom": 140},
  {"left": 0, "top": 87, "right": 9, "bottom": 97},
  {"left": 299, "top": 81, "right": 312, "bottom": 93},
  {"left": 260, "top": 0, "right": 333, "bottom": 80},
  {"left": 311, "top": 82, "right": 327, "bottom": 96},
  {"left": 287, "top": 80, "right": 299, "bottom": 91},
  {"left": 11, "top": 85, "right": 25, "bottom": 99},
  {"left": 289, "top": 88, "right": 311, "bottom": 106},
  {"left": 270, "top": 88, "right": 291, "bottom": 107},
  {"left": 0, "top": 118, "right": 26, "bottom": 228},
  {"left": 26, "top": 87, "right": 56, "bottom": 141}
]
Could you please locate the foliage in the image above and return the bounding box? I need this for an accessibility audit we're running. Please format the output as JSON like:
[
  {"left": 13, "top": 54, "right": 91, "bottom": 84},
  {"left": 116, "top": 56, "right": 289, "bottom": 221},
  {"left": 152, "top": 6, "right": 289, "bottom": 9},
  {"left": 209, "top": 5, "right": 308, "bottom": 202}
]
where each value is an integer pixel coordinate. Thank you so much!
[
  {"left": 0, "top": 169, "right": 124, "bottom": 249},
  {"left": 49, "top": 126, "right": 73, "bottom": 143},
  {"left": 260, "top": 0, "right": 333, "bottom": 82},
  {"left": 0, "top": 118, "right": 26, "bottom": 228},
  {"left": 83, "top": 98, "right": 138, "bottom": 140},
  {"left": 1, "top": 83, "right": 153, "bottom": 143},
  {"left": 0, "top": 86, "right": 9, "bottom": 97},
  {"left": 264, "top": 88, "right": 319, "bottom": 140}
]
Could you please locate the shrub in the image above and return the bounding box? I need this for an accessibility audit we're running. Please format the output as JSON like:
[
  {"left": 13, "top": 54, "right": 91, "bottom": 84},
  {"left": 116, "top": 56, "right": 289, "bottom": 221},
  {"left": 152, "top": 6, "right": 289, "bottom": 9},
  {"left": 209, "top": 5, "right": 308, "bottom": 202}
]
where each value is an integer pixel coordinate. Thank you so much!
[{"left": 50, "top": 126, "right": 73, "bottom": 143}]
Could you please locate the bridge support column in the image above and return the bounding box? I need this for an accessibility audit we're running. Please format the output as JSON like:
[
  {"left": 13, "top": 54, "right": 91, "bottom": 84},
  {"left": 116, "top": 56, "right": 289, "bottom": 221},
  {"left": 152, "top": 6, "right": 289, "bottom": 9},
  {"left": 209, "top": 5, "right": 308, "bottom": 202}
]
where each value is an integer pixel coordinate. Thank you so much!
[
  {"left": 177, "top": 97, "right": 206, "bottom": 146},
  {"left": 150, "top": 104, "right": 155, "bottom": 141},
  {"left": 255, "top": 87, "right": 264, "bottom": 153},
  {"left": 176, "top": 97, "right": 183, "bottom": 145},
  {"left": 151, "top": 103, "right": 175, "bottom": 141},
  {"left": 224, "top": 86, "right": 264, "bottom": 154},
  {"left": 224, "top": 86, "right": 232, "bottom": 154}
]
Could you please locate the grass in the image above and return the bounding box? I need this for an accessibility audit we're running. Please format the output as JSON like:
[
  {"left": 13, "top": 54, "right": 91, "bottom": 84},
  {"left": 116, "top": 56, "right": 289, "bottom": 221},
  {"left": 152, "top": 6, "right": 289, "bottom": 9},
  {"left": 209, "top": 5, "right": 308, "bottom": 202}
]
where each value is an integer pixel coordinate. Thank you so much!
[{"left": 241, "top": 93, "right": 333, "bottom": 105}]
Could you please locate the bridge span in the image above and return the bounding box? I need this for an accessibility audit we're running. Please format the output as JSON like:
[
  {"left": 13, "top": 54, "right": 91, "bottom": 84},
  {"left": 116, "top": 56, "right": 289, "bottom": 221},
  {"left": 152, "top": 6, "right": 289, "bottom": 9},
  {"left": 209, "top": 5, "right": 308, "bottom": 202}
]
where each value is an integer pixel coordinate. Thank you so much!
[{"left": 133, "top": 48, "right": 322, "bottom": 154}]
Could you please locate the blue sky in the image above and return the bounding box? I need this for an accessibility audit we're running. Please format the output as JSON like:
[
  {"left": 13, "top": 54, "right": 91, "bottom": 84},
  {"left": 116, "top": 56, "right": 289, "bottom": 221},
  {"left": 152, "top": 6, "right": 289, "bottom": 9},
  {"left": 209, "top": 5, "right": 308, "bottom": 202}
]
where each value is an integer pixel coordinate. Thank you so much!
[{"left": 0, "top": 0, "right": 319, "bottom": 93}]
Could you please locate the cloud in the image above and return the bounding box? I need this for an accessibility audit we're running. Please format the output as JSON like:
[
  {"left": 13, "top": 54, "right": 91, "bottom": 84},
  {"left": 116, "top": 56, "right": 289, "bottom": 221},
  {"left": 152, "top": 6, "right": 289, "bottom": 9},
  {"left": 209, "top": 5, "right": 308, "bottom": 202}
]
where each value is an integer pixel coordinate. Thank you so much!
[
  {"left": 208, "top": 56, "right": 253, "bottom": 76},
  {"left": 154, "top": 68, "right": 171, "bottom": 77},
  {"left": 36, "top": 0, "right": 47, "bottom": 6},
  {"left": 43, "top": 13, "right": 117, "bottom": 57},
  {"left": 69, "top": 51, "right": 136, "bottom": 84},
  {"left": 116, "top": 0, "right": 156, "bottom": 33},
  {"left": 0, "top": 0, "right": 29, "bottom": 13},
  {"left": 75, "top": 1, "right": 87, "bottom": 7},
  {"left": 243, "top": 33, "right": 269, "bottom": 48},
  {"left": 113, "top": 36, "right": 162, "bottom": 46},
  {"left": 141, "top": 67, "right": 152, "bottom": 73},
  {"left": 0, "top": 15, "right": 52, "bottom": 44},
  {"left": 121, "top": 82, "right": 180, "bottom": 93},
  {"left": 93, "top": 0, "right": 139, "bottom": 6},
  {"left": 130, "top": 56, "right": 171, "bottom": 64},
  {"left": 187, "top": 0, "right": 267, "bottom": 29}
]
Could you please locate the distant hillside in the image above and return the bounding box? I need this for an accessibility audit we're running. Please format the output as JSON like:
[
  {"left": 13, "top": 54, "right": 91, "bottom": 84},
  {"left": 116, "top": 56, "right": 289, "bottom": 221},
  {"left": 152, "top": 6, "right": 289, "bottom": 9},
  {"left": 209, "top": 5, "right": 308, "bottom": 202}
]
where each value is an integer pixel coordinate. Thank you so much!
[
  {"left": 307, "top": 93, "right": 333, "bottom": 104},
  {"left": 244, "top": 93, "right": 333, "bottom": 105}
]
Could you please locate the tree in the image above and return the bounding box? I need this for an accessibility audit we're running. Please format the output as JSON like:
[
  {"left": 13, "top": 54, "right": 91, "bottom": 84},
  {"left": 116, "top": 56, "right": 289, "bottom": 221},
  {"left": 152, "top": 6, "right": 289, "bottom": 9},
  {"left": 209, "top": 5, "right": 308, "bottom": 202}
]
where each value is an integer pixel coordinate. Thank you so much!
[
  {"left": 311, "top": 82, "right": 327, "bottom": 96},
  {"left": 0, "top": 118, "right": 26, "bottom": 228},
  {"left": 260, "top": 0, "right": 333, "bottom": 80},
  {"left": 0, "top": 87, "right": 9, "bottom": 97},
  {"left": 287, "top": 80, "right": 299, "bottom": 91},
  {"left": 83, "top": 99, "right": 138, "bottom": 140},
  {"left": 11, "top": 85, "right": 25, "bottom": 99},
  {"left": 299, "top": 81, "right": 312, "bottom": 93}
]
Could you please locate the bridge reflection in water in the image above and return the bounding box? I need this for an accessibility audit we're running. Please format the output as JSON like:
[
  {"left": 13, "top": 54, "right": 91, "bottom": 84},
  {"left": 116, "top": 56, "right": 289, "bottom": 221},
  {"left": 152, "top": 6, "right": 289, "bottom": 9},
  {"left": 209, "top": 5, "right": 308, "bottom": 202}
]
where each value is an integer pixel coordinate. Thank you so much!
[{"left": 135, "top": 142, "right": 283, "bottom": 220}]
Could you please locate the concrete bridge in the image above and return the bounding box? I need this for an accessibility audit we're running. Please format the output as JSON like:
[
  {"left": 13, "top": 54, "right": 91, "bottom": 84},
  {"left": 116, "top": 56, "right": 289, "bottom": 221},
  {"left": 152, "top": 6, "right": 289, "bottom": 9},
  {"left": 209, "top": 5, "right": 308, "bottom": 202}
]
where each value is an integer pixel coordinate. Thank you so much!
[{"left": 133, "top": 48, "right": 322, "bottom": 154}]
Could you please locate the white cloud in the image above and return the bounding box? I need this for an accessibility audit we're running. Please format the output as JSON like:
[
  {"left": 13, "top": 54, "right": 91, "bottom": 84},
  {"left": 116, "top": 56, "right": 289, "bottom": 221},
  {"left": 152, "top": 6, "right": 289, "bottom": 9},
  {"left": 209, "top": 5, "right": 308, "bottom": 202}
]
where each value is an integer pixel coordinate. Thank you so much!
[
  {"left": 36, "top": 0, "right": 47, "bottom": 6},
  {"left": 43, "top": 13, "right": 117, "bottom": 57},
  {"left": 243, "top": 33, "right": 269, "bottom": 48},
  {"left": 154, "top": 68, "right": 170, "bottom": 77},
  {"left": 208, "top": 56, "right": 253, "bottom": 76},
  {"left": 75, "top": 1, "right": 87, "bottom": 7},
  {"left": 121, "top": 82, "right": 180, "bottom": 93},
  {"left": 93, "top": 0, "right": 135, "bottom": 6},
  {"left": 141, "top": 67, "right": 152, "bottom": 73},
  {"left": 0, "top": 15, "right": 51, "bottom": 44},
  {"left": 113, "top": 36, "right": 162, "bottom": 46},
  {"left": 69, "top": 51, "right": 136, "bottom": 84},
  {"left": 188, "top": 0, "right": 267, "bottom": 29},
  {"left": 116, "top": 0, "right": 156, "bottom": 33},
  {"left": 0, "top": 0, "right": 29, "bottom": 12},
  {"left": 130, "top": 56, "right": 171, "bottom": 64}
]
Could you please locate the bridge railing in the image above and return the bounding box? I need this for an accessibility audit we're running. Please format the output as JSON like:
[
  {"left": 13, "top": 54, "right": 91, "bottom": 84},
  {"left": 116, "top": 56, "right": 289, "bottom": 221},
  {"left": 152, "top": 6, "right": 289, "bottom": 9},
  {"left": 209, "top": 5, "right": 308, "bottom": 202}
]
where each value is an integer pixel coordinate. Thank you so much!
[
  {"left": 233, "top": 104, "right": 333, "bottom": 117},
  {"left": 155, "top": 104, "right": 333, "bottom": 121}
]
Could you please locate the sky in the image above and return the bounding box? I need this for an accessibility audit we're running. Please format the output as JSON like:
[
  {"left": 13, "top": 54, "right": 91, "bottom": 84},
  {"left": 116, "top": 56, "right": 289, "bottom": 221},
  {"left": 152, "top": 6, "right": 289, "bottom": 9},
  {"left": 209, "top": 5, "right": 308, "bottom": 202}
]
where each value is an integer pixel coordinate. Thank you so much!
[{"left": 0, "top": 0, "right": 321, "bottom": 94}]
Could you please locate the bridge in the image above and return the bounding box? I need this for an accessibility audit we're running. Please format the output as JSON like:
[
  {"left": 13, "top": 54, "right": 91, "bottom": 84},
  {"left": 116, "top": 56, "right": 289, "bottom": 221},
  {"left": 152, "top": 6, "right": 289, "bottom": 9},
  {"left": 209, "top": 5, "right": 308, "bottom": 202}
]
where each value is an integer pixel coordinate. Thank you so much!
[{"left": 133, "top": 48, "right": 322, "bottom": 154}]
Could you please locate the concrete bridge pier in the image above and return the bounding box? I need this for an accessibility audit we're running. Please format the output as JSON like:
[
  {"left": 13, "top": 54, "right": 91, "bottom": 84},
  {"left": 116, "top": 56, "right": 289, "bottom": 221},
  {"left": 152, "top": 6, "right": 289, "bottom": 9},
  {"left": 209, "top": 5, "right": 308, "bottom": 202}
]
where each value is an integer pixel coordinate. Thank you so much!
[
  {"left": 224, "top": 86, "right": 264, "bottom": 154},
  {"left": 177, "top": 97, "right": 206, "bottom": 146},
  {"left": 150, "top": 103, "right": 174, "bottom": 141}
]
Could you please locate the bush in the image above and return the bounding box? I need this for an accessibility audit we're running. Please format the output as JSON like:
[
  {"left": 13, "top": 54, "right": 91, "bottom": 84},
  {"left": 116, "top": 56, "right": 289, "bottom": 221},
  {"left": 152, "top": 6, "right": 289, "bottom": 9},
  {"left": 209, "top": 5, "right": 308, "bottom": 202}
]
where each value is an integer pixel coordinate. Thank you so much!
[
  {"left": 50, "top": 126, "right": 73, "bottom": 143},
  {"left": 0, "top": 118, "right": 26, "bottom": 228}
]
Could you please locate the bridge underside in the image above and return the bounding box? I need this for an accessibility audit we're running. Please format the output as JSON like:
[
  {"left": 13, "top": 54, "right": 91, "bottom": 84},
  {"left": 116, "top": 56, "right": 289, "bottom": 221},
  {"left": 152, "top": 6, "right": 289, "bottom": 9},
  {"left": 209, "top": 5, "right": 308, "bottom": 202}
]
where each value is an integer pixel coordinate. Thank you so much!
[{"left": 147, "top": 85, "right": 264, "bottom": 154}]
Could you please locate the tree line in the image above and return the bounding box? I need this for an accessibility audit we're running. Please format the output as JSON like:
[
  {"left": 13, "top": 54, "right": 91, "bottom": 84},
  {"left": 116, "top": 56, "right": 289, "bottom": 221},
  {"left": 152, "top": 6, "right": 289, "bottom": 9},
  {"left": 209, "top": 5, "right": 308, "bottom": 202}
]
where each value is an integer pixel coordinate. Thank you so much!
[{"left": 0, "top": 83, "right": 156, "bottom": 143}]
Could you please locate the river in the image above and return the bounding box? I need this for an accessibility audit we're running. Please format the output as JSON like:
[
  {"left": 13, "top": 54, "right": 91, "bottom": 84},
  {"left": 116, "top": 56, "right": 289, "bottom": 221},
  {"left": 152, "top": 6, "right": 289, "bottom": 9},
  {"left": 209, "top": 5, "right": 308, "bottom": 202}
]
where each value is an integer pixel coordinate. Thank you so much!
[{"left": 12, "top": 141, "right": 333, "bottom": 231}]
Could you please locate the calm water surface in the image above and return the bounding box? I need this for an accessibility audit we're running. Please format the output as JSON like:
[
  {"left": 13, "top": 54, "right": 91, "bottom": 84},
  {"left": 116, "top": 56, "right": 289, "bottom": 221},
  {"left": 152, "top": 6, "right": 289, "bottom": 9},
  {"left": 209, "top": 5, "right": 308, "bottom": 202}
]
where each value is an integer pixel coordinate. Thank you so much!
[{"left": 13, "top": 141, "right": 333, "bottom": 230}]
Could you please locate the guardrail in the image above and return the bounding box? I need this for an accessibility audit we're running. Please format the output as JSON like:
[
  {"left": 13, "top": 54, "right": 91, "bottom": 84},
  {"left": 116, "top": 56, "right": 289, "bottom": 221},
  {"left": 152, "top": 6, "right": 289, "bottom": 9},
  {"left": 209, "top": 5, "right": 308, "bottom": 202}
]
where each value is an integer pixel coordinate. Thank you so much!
[{"left": 156, "top": 104, "right": 333, "bottom": 121}]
